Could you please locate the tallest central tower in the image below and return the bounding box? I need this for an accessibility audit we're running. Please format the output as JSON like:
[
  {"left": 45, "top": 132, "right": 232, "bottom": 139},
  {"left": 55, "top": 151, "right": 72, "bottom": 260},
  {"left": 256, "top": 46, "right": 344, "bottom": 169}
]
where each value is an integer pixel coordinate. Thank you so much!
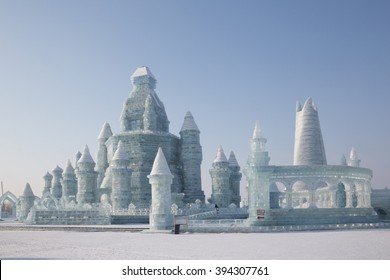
[
  {"left": 294, "top": 97, "right": 327, "bottom": 165},
  {"left": 120, "top": 66, "right": 170, "bottom": 133}
]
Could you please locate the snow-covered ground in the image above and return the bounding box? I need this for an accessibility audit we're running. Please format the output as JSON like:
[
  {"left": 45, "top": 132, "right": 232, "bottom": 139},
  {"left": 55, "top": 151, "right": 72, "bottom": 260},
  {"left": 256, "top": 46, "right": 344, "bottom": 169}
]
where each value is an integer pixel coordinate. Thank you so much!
[{"left": 1, "top": 227, "right": 390, "bottom": 259}]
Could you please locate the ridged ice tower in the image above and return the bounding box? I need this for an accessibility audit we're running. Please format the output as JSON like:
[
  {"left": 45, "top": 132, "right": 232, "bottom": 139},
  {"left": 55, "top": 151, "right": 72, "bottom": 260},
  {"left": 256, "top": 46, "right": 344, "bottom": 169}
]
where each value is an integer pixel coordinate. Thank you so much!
[{"left": 294, "top": 97, "right": 327, "bottom": 165}]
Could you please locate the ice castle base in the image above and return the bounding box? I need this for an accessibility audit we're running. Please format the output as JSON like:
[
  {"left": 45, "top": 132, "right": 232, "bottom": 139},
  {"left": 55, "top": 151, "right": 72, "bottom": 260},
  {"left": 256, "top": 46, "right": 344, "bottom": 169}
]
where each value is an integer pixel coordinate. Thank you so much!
[{"left": 186, "top": 208, "right": 382, "bottom": 233}]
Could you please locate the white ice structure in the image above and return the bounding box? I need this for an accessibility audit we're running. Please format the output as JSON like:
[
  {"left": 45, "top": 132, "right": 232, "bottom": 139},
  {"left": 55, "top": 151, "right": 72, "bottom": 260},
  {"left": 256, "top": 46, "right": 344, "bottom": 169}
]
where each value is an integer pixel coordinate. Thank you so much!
[
  {"left": 4, "top": 68, "right": 387, "bottom": 230},
  {"left": 294, "top": 97, "right": 327, "bottom": 165},
  {"left": 148, "top": 147, "right": 174, "bottom": 230},
  {"left": 243, "top": 98, "right": 374, "bottom": 227}
]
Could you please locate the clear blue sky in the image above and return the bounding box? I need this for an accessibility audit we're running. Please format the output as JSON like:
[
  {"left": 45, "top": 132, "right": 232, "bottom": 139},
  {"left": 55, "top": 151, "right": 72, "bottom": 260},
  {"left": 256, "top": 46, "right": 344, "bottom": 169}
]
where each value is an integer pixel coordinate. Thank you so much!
[{"left": 1, "top": 0, "right": 389, "bottom": 198}]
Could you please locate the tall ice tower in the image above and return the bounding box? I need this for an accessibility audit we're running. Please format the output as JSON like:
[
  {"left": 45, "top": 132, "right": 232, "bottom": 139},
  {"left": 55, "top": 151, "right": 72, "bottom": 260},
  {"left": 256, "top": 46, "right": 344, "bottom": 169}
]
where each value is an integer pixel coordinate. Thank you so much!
[
  {"left": 294, "top": 97, "right": 327, "bottom": 165},
  {"left": 98, "top": 66, "right": 204, "bottom": 207}
]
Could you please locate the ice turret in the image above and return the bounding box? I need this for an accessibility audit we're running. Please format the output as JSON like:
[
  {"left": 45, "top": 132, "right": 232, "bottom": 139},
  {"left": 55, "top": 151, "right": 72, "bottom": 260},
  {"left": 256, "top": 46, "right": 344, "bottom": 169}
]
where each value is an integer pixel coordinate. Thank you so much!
[
  {"left": 244, "top": 121, "right": 272, "bottom": 224},
  {"left": 17, "top": 183, "right": 35, "bottom": 220},
  {"left": 228, "top": 151, "right": 242, "bottom": 206},
  {"left": 62, "top": 160, "right": 77, "bottom": 203},
  {"left": 110, "top": 141, "right": 132, "bottom": 211},
  {"left": 294, "top": 97, "right": 327, "bottom": 165},
  {"left": 76, "top": 145, "right": 97, "bottom": 205},
  {"left": 147, "top": 147, "right": 174, "bottom": 230},
  {"left": 180, "top": 111, "right": 205, "bottom": 203},
  {"left": 248, "top": 121, "right": 270, "bottom": 166},
  {"left": 42, "top": 172, "right": 53, "bottom": 195},
  {"left": 209, "top": 146, "right": 232, "bottom": 207},
  {"left": 120, "top": 66, "right": 169, "bottom": 132},
  {"left": 51, "top": 165, "right": 63, "bottom": 199},
  {"left": 96, "top": 122, "right": 112, "bottom": 189},
  {"left": 348, "top": 147, "right": 361, "bottom": 167}
]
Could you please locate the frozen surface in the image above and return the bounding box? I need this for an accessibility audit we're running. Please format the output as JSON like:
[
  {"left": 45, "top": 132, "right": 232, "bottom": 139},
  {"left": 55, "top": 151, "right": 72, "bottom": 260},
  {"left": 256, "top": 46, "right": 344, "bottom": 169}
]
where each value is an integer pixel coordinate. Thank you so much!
[{"left": 1, "top": 227, "right": 389, "bottom": 260}]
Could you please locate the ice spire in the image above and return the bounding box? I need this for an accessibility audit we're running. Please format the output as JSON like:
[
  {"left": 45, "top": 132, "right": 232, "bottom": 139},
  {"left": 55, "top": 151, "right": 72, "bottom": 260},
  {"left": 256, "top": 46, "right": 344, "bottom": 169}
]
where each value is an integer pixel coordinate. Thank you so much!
[
  {"left": 98, "top": 122, "right": 113, "bottom": 140},
  {"left": 150, "top": 147, "right": 173, "bottom": 177},
  {"left": 252, "top": 120, "right": 262, "bottom": 139},
  {"left": 213, "top": 146, "right": 228, "bottom": 163},
  {"left": 148, "top": 147, "right": 174, "bottom": 230},
  {"left": 78, "top": 145, "right": 95, "bottom": 164},
  {"left": 180, "top": 111, "right": 200, "bottom": 132},
  {"left": 112, "top": 141, "right": 129, "bottom": 161},
  {"left": 22, "top": 183, "right": 34, "bottom": 197},
  {"left": 228, "top": 151, "right": 239, "bottom": 167},
  {"left": 179, "top": 111, "right": 204, "bottom": 203},
  {"left": 18, "top": 183, "right": 36, "bottom": 220},
  {"left": 248, "top": 121, "right": 270, "bottom": 166},
  {"left": 294, "top": 97, "right": 327, "bottom": 165},
  {"left": 64, "top": 160, "right": 75, "bottom": 174},
  {"left": 348, "top": 147, "right": 361, "bottom": 167}
]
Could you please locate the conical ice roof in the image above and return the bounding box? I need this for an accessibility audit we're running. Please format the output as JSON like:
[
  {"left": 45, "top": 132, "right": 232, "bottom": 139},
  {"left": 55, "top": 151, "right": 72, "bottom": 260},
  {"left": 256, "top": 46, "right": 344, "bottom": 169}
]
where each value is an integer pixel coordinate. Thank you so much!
[
  {"left": 78, "top": 145, "right": 95, "bottom": 164},
  {"left": 112, "top": 141, "right": 129, "bottom": 161},
  {"left": 22, "top": 183, "right": 34, "bottom": 197},
  {"left": 252, "top": 120, "right": 262, "bottom": 139},
  {"left": 150, "top": 147, "right": 173, "bottom": 176},
  {"left": 213, "top": 146, "right": 228, "bottom": 163},
  {"left": 98, "top": 122, "right": 113, "bottom": 140},
  {"left": 52, "top": 165, "right": 63, "bottom": 174},
  {"left": 64, "top": 160, "right": 75, "bottom": 174},
  {"left": 180, "top": 111, "right": 199, "bottom": 132},
  {"left": 43, "top": 171, "right": 53, "bottom": 179},
  {"left": 349, "top": 147, "right": 358, "bottom": 160},
  {"left": 228, "top": 151, "right": 239, "bottom": 167}
]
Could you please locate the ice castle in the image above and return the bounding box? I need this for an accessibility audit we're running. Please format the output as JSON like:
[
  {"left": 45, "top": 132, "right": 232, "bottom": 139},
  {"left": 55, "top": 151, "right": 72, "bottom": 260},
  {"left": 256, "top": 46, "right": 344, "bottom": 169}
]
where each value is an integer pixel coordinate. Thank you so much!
[{"left": 1, "top": 66, "right": 387, "bottom": 230}]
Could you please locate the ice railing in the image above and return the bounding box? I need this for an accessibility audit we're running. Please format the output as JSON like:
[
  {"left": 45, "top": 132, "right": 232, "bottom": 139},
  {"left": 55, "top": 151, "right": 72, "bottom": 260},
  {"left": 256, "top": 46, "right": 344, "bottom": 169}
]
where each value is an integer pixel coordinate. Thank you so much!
[{"left": 110, "top": 201, "right": 248, "bottom": 217}]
